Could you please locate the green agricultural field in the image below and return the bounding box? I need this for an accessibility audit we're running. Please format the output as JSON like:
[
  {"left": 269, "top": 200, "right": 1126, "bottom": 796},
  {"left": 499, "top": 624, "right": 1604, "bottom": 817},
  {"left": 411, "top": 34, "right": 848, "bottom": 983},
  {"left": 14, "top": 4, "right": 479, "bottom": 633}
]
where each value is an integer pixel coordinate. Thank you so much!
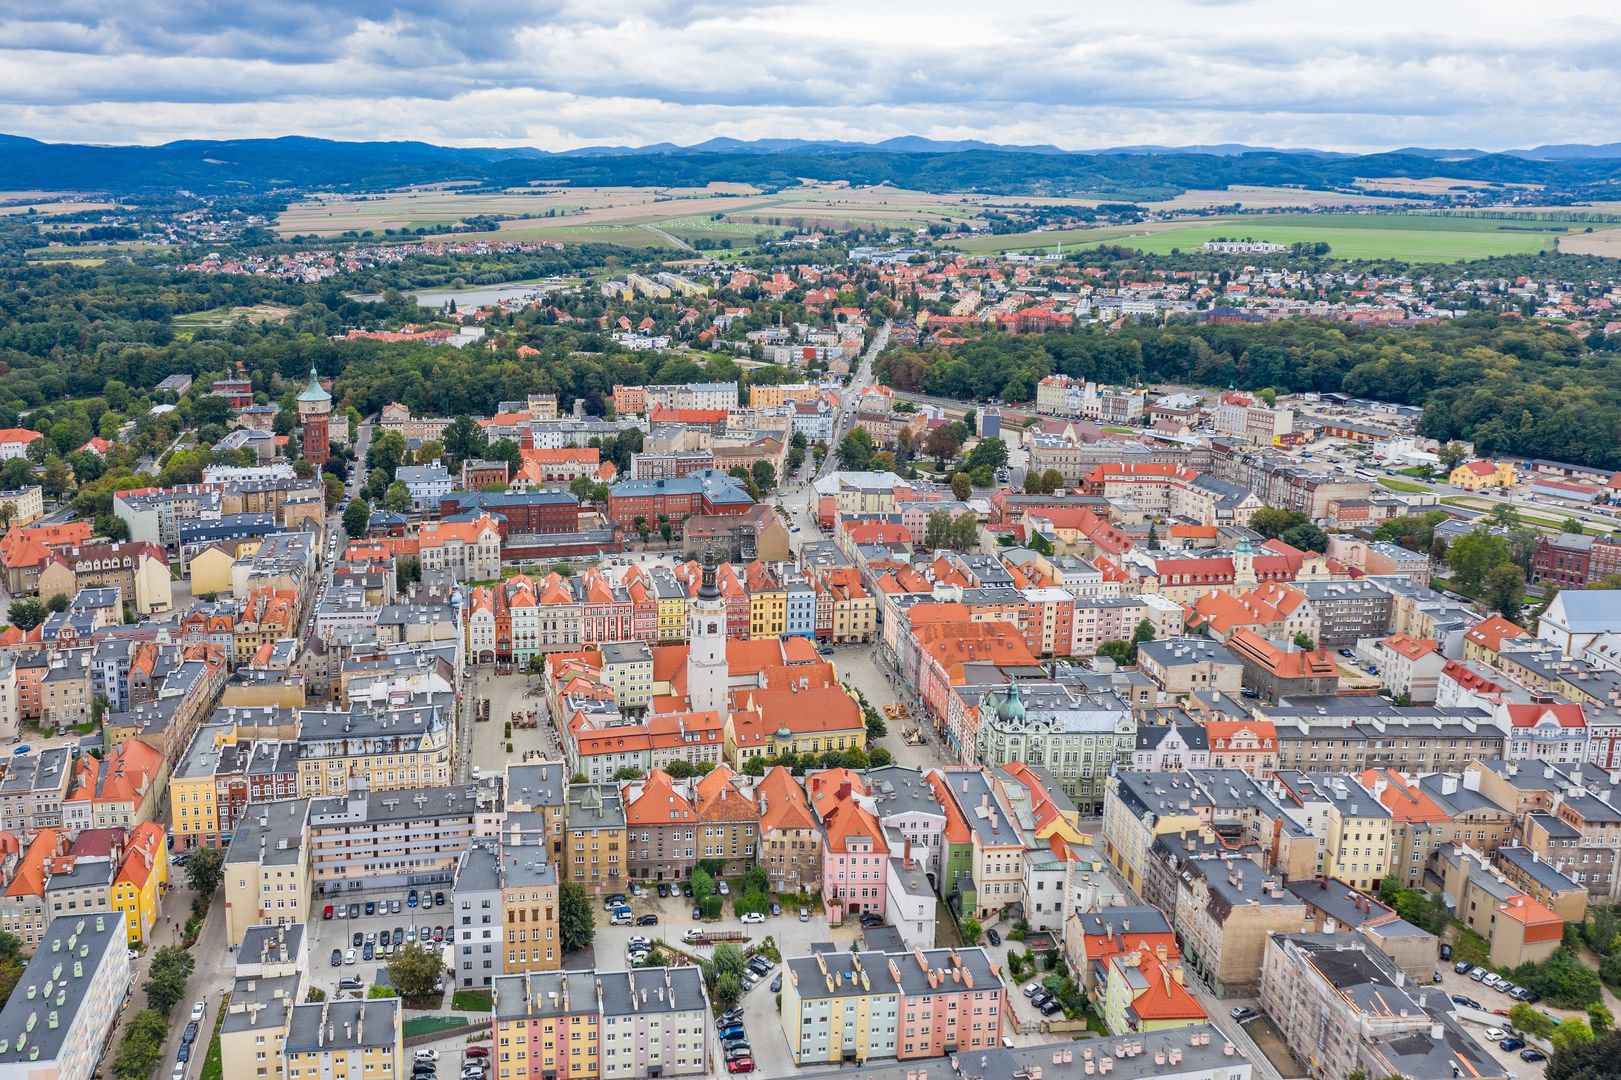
[
  {"left": 960, "top": 212, "right": 1576, "bottom": 261},
  {"left": 1124, "top": 213, "right": 1570, "bottom": 261}
]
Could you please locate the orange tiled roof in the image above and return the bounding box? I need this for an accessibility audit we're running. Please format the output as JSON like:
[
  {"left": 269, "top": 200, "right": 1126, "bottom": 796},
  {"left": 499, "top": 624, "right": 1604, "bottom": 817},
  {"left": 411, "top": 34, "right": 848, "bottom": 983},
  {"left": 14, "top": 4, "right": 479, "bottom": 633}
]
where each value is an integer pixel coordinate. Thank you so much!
[
  {"left": 757, "top": 766, "right": 817, "bottom": 833},
  {"left": 1465, "top": 615, "right": 1526, "bottom": 652},
  {"left": 624, "top": 769, "right": 695, "bottom": 827},
  {"left": 5, "top": 829, "right": 59, "bottom": 899}
]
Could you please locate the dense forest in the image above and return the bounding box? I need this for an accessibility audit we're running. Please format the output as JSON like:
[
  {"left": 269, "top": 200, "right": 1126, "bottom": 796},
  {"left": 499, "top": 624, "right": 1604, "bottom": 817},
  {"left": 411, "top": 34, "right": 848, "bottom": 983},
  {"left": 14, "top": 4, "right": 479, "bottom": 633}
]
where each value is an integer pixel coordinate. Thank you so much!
[
  {"left": 875, "top": 320, "right": 1621, "bottom": 470},
  {"left": 8, "top": 133, "right": 1621, "bottom": 199}
]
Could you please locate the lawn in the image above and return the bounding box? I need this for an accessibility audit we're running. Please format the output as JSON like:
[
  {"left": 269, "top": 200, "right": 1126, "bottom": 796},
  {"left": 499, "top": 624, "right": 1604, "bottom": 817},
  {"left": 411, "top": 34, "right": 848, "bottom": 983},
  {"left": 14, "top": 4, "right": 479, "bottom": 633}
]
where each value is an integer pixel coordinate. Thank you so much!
[
  {"left": 1378, "top": 476, "right": 1434, "bottom": 493},
  {"left": 198, "top": 991, "right": 231, "bottom": 1080},
  {"left": 402, "top": 1015, "right": 471, "bottom": 1039},
  {"left": 451, "top": 988, "right": 493, "bottom": 1012}
]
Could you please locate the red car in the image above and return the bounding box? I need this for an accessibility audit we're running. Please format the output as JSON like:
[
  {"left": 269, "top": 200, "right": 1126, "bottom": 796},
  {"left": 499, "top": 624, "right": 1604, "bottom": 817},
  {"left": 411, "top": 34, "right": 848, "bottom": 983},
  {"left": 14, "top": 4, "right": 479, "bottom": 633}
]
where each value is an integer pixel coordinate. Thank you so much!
[
  {"left": 464, "top": 1047, "right": 490, "bottom": 1060},
  {"left": 726, "top": 1059, "right": 755, "bottom": 1074},
  {"left": 322, "top": 905, "right": 333, "bottom": 920}
]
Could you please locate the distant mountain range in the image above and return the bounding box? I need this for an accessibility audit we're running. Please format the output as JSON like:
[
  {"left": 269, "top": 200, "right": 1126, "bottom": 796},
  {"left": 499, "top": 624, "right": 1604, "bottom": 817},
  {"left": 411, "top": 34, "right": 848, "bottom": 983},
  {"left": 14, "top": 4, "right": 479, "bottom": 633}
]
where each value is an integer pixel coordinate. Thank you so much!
[{"left": 4, "top": 132, "right": 1621, "bottom": 198}]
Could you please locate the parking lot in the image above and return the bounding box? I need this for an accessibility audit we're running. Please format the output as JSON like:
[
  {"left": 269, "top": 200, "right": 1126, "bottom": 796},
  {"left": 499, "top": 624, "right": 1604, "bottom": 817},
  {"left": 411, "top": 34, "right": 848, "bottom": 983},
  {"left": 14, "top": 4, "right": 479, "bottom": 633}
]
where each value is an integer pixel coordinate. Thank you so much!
[
  {"left": 1435, "top": 963, "right": 1555, "bottom": 1079},
  {"left": 307, "top": 886, "right": 456, "bottom": 1001},
  {"left": 587, "top": 889, "right": 856, "bottom": 1075}
]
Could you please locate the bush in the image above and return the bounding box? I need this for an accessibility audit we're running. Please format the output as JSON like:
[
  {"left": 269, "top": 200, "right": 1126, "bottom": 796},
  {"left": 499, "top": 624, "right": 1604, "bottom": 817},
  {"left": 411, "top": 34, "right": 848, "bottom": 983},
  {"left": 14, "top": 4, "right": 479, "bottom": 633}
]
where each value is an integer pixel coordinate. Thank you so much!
[{"left": 1510, "top": 948, "right": 1603, "bottom": 1010}]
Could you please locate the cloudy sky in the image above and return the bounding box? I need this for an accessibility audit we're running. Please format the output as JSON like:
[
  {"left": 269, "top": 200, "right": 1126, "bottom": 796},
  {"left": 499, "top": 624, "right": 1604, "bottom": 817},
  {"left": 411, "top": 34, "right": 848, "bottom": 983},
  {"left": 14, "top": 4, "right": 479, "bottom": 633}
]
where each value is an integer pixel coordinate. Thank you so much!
[{"left": 1, "top": 0, "right": 1618, "bottom": 151}]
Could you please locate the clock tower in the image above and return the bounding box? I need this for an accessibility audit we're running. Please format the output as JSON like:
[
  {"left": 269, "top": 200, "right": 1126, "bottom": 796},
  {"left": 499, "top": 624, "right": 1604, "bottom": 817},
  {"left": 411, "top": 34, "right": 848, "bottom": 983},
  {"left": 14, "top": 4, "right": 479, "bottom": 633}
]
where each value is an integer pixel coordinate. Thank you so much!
[{"left": 686, "top": 549, "right": 728, "bottom": 715}]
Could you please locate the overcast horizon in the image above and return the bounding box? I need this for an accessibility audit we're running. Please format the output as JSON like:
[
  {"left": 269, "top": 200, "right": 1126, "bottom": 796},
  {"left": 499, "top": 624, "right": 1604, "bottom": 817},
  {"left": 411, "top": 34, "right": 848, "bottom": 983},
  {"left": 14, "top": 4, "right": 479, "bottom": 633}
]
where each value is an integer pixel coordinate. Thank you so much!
[{"left": 3, "top": 1, "right": 1620, "bottom": 153}]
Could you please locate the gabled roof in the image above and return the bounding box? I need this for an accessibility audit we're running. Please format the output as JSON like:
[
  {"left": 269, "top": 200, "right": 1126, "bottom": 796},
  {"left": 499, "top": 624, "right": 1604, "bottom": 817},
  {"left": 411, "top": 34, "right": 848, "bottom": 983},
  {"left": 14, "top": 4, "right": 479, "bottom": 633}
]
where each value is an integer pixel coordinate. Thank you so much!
[{"left": 757, "top": 766, "right": 817, "bottom": 833}]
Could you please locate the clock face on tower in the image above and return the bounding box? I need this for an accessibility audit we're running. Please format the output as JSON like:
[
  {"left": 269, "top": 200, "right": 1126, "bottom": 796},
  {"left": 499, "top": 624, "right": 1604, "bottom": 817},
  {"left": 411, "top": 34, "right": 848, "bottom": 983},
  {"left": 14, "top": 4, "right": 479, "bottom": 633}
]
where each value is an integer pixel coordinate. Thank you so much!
[{"left": 709, "top": 623, "right": 719, "bottom": 635}]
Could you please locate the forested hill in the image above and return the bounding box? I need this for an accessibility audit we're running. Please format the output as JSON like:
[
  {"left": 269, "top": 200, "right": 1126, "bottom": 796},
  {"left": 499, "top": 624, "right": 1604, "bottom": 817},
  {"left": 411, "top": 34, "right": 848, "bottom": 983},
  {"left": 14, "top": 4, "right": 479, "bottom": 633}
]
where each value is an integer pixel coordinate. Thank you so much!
[
  {"left": 875, "top": 321, "right": 1621, "bottom": 472},
  {"left": 6, "top": 134, "right": 1621, "bottom": 199}
]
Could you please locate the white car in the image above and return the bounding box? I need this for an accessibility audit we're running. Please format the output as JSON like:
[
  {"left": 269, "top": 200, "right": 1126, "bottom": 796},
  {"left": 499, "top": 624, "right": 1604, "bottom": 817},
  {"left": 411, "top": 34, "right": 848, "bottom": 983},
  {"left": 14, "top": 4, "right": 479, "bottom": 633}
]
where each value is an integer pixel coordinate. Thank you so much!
[
  {"left": 1485, "top": 1028, "right": 1508, "bottom": 1041},
  {"left": 741, "top": 912, "right": 765, "bottom": 924},
  {"left": 415, "top": 1050, "right": 440, "bottom": 1063},
  {"left": 344, "top": 949, "right": 356, "bottom": 965},
  {"left": 189, "top": 1001, "right": 207, "bottom": 1022}
]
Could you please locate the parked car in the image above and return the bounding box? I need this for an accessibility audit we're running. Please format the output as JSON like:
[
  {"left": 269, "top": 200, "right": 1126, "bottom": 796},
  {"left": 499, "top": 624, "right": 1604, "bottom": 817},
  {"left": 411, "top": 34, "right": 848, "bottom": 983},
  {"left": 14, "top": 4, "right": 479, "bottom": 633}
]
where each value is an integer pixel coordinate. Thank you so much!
[
  {"left": 1484, "top": 1028, "right": 1508, "bottom": 1041},
  {"left": 986, "top": 928, "right": 1001, "bottom": 946},
  {"left": 683, "top": 883, "right": 694, "bottom": 897},
  {"left": 364, "top": 901, "right": 376, "bottom": 916},
  {"left": 1454, "top": 960, "right": 1473, "bottom": 974},
  {"left": 190, "top": 1001, "right": 207, "bottom": 1022},
  {"left": 1230, "top": 1006, "right": 1256, "bottom": 1021},
  {"left": 635, "top": 913, "right": 659, "bottom": 926},
  {"left": 1450, "top": 995, "right": 1482, "bottom": 1010},
  {"left": 464, "top": 1046, "right": 490, "bottom": 1059},
  {"left": 335, "top": 904, "right": 347, "bottom": 919},
  {"left": 603, "top": 894, "right": 626, "bottom": 909},
  {"left": 1500, "top": 1037, "right": 1526, "bottom": 1051},
  {"left": 434, "top": 891, "right": 446, "bottom": 906},
  {"left": 348, "top": 903, "right": 360, "bottom": 918},
  {"left": 741, "top": 912, "right": 765, "bottom": 924},
  {"left": 1469, "top": 967, "right": 1488, "bottom": 982},
  {"left": 1521, "top": 1049, "right": 1547, "bottom": 1062},
  {"left": 692, "top": 907, "right": 703, "bottom": 919},
  {"left": 183, "top": 1022, "right": 200, "bottom": 1044},
  {"left": 799, "top": 907, "right": 809, "bottom": 922},
  {"left": 344, "top": 949, "right": 356, "bottom": 964},
  {"left": 726, "top": 1058, "right": 755, "bottom": 1074},
  {"left": 719, "top": 1009, "right": 744, "bottom": 1026},
  {"left": 718, "top": 1024, "right": 746, "bottom": 1041},
  {"left": 1040, "top": 1000, "right": 1062, "bottom": 1016},
  {"left": 177, "top": 1045, "right": 191, "bottom": 1064},
  {"left": 717, "top": 881, "right": 730, "bottom": 895},
  {"left": 414, "top": 1050, "right": 440, "bottom": 1063},
  {"left": 330, "top": 949, "right": 343, "bottom": 966},
  {"left": 393, "top": 927, "right": 404, "bottom": 945},
  {"left": 657, "top": 884, "right": 670, "bottom": 898},
  {"left": 353, "top": 932, "right": 364, "bottom": 948},
  {"left": 339, "top": 976, "right": 363, "bottom": 991},
  {"left": 770, "top": 973, "right": 782, "bottom": 992},
  {"left": 1439, "top": 943, "right": 1452, "bottom": 961},
  {"left": 408, "top": 889, "right": 419, "bottom": 908},
  {"left": 362, "top": 943, "right": 373, "bottom": 961},
  {"left": 725, "top": 1045, "right": 753, "bottom": 1061},
  {"left": 323, "top": 905, "right": 334, "bottom": 920},
  {"left": 770, "top": 902, "right": 782, "bottom": 917},
  {"left": 433, "top": 926, "right": 445, "bottom": 942}
]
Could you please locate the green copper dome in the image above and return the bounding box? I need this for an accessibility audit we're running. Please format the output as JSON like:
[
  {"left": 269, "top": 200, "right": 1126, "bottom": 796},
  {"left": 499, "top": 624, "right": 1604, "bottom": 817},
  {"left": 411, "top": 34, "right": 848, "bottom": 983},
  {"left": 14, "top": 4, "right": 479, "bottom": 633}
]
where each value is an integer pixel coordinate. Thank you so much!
[
  {"left": 996, "top": 677, "right": 1026, "bottom": 723},
  {"left": 297, "top": 366, "right": 331, "bottom": 403}
]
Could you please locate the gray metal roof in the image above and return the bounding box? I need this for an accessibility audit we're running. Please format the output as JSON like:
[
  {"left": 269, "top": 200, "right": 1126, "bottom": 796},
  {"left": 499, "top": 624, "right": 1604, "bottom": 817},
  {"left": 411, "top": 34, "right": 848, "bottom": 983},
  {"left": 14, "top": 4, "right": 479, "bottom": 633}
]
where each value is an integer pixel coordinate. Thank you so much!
[
  {"left": 0, "top": 912, "right": 126, "bottom": 1065},
  {"left": 226, "top": 799, "right": 309, "bottom": 866},
  {"left": 284, "top": 997, "right": 398, "bottom": 1053}
]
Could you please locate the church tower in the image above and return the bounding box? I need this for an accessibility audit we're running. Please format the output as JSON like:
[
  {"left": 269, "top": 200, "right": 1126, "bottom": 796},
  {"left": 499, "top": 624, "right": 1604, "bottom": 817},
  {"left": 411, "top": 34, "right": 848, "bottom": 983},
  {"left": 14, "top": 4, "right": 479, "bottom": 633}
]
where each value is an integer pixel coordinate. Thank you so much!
[
  {"left": 686, "top": 549, "right": 728, "bottom": 715},
  {"left": 297, "top": 366, "right": 332, "bottom": 467},
  {"left": 1233, "top": 534, "right": 1257, "bottom": 589}
]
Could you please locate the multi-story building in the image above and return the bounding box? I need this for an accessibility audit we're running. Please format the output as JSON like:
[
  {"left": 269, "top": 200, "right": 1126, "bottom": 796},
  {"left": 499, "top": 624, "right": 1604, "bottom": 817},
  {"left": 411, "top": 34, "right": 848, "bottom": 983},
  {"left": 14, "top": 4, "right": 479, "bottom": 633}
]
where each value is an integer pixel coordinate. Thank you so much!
[
  {"left": 693, "top": 766, "right": 758, "bottom": 879},
  {"left": 295, "top": 697, "right": 453, "bottom": 797},
  {"left": 308, "top": 782, "right": 500, "bottom": 895},
  {"left": 491, "top": 966, "right": 709, "bottom": 1080},
  {"left": 1260, "top": 932, "right": 1505, "bottom": 1080},
  {"left": 1214, "top": 392, "right": 1292, "bottom": 445},
  {"left": 622, "top": 770, "right": 698, "bottom": 883},
  {"left": 1172, "top": 855, "right": 1308, "bottom": 996},
  {"left": 0, "top": 911, "right": 131, "bottom": 1080},
  {"left": 223, "top": 799, "right": 310, "bottom": 946},
  {"left": 973, "top": 679, "right": 1135, "bottom": 814},
  {"left": 781, "top": 947, "right": 1004, "bottom": 1065},
  {"left": 283, "top": 999, "right": 402, "bottom": 1080},
  {"left": 756, "top": 764, "right": 821, "bottom": 892},
  {"left": 565, "top": 784, "right": 626, "bottom": 894},
  {"left": 500, "top": 846, "right": 560, "bottom": 974},
  {"left": 597, "top": 967, "right": 710, "bottom": 1080},
  {"left": 452, "top": 840, "right": 504, "bottom": 989}
]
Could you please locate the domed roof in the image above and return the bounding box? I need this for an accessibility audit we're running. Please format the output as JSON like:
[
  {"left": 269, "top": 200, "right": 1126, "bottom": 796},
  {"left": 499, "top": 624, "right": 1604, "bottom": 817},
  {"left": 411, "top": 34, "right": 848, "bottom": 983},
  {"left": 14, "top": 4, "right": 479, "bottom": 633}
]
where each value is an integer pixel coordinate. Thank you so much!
[
  {"left": 996, "top": 678, "right": 1026, "bottom": 723},
  {"left": 297, "top": 366, "right": 332, "bottom": 403}
]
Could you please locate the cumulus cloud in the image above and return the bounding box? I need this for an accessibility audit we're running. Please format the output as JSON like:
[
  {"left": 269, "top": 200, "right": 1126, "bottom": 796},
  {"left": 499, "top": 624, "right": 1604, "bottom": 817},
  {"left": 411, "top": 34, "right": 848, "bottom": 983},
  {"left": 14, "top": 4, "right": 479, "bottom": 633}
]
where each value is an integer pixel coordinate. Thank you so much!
[{"left": 0, "top": 0, "right": 1617, "bottom": 149}]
